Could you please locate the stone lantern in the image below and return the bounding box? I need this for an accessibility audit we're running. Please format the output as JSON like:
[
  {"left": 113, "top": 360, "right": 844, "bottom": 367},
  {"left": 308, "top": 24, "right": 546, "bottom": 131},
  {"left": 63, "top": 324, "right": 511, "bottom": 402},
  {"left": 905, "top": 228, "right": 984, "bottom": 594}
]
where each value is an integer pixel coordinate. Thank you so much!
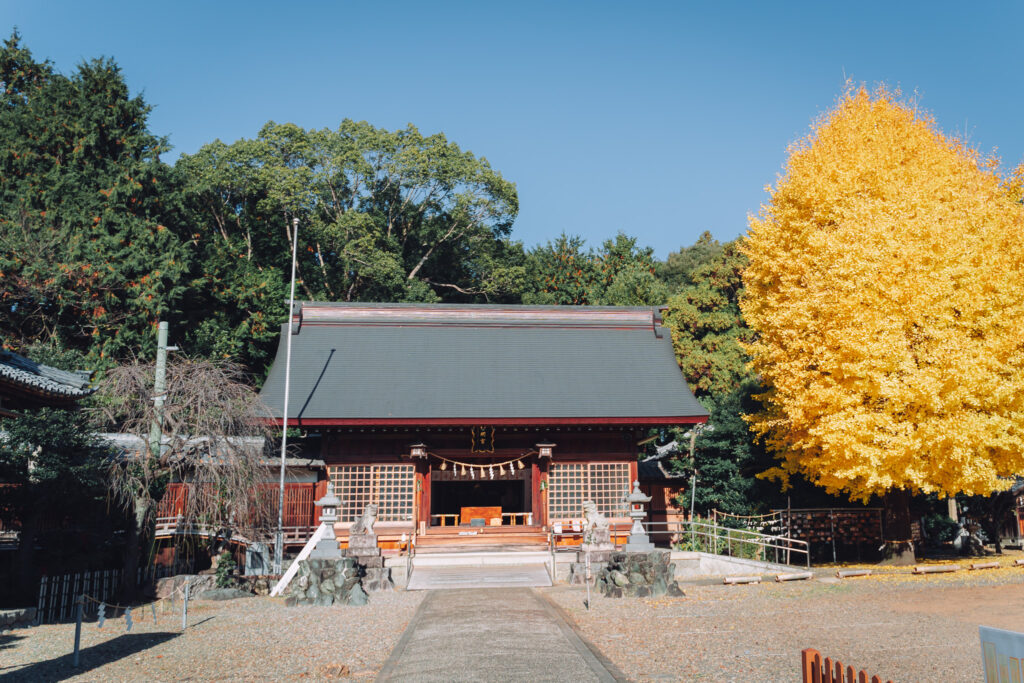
[
  {"left": 623, "top": 480, "right": 654, "bottom": 551},
  {"left": 309, "top": 482, "right": 343, "bottom": 558}
]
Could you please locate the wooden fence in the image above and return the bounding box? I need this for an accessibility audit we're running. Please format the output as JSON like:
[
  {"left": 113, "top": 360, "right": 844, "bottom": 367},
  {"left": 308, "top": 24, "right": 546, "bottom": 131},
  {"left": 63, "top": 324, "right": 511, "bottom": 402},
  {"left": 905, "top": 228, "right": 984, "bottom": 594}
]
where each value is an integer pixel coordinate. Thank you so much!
[
  {"left": 36, "top": 558, "right": 195, "bottom": 624},
  {"left": 801, "top": 648, "right": 893, "bottom": 683}
]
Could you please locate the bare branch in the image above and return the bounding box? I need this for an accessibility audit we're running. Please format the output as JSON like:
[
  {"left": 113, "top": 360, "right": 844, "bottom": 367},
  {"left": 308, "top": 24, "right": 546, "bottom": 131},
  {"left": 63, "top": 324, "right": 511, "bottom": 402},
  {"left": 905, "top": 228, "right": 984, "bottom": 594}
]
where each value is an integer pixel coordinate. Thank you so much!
[{"left": 95, "top": 357, "right": 280, "bottom": 538}]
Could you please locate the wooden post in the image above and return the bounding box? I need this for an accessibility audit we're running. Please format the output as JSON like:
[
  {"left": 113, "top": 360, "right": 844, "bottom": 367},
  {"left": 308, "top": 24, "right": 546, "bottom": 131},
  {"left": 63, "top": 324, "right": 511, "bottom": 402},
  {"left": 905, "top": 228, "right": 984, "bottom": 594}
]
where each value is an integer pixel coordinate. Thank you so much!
[
  {"left": 912, "top": 564, "right": 960, "bottom": 574},
  {"left": 72, "top": 595, "right": 84, "bottom": 667},
  {"left": 181, "top": 583, "right": 189, "bottom": 631},
  {"left": 800, "top": 648, "right": 821, "bottom": 683}
]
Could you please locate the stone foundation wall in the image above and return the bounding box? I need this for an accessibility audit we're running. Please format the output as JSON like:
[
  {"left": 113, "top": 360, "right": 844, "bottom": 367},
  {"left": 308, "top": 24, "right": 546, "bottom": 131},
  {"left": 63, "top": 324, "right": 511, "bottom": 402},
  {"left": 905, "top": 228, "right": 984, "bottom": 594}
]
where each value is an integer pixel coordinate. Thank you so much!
[
  {"left": 597, "top": 550, "right": 684, "bottom": 598},
  {"left": 284, "top": 557, "right": 368, "bottom": 606}
]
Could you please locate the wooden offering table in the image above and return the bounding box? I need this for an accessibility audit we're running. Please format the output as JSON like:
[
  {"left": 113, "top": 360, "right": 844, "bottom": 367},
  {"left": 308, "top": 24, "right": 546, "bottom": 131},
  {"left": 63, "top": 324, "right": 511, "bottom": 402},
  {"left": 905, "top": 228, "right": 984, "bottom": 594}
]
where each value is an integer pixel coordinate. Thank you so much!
[{"left": 460, "top": 506, "right": 502, "bottom": 526}]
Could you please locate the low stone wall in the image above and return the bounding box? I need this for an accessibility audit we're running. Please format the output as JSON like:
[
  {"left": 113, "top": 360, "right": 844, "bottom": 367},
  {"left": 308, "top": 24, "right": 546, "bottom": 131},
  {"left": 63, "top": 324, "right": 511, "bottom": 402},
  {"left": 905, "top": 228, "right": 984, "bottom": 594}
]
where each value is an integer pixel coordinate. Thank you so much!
[
  {"left": 596, "top": 550, "right": 684, "bottom": 598},
  {"left": 284, "top": 557, "right": 368, "bottom": 606},
  {"left": 155, "top": 574, "right": 217, "bottom": 599},
  {"left": 671, "top": 551, "right": 794, "bottom": 578},
  {"left": 237, "top": 575, "right": 279, "bottom": 596},
  {"left": 0, "top": 607, "right": 36, "bottom": 629}
]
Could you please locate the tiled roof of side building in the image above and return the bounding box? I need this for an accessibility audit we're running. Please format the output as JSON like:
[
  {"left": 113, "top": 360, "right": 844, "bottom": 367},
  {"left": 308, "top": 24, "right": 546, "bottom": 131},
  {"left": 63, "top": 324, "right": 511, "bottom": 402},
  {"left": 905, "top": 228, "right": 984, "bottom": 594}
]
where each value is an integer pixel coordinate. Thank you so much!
[
  {"left": 260, "top": 303, "right": 709, "bottom": 424},
  {"left": 0, "top": 350, "right": 95, "bottom": 398}
]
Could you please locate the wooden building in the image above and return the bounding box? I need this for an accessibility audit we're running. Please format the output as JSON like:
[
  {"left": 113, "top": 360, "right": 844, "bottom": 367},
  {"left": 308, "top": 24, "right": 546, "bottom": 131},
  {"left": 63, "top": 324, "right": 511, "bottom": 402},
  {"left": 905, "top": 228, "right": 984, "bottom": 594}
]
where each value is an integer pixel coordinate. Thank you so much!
[{"left": 259, "top": 303, "right": 708, "bottom": 549}]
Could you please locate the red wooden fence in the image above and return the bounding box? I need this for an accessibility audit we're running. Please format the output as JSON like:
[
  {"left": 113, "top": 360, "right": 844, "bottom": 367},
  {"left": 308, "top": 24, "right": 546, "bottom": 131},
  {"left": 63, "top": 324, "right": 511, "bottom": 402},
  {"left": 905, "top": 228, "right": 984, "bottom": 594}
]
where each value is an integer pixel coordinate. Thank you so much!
[{"left": 801, "top": 648, "right": 894, "bottom": 683}]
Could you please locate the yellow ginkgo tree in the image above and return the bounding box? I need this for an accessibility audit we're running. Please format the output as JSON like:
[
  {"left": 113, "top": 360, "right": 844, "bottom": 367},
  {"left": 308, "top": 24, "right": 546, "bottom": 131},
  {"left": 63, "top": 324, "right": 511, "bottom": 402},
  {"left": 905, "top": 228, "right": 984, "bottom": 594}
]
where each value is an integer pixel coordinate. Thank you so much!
[{"left": 741, "top": 86, "right": 1024, "bottom": 561}]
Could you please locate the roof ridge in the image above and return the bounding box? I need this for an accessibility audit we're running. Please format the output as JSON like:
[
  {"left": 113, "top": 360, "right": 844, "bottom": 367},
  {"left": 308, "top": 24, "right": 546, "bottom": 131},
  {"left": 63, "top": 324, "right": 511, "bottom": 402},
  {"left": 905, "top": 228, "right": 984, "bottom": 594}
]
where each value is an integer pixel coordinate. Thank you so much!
[{"left": 295, "top": 302, "right": 665, "bottom": 331}]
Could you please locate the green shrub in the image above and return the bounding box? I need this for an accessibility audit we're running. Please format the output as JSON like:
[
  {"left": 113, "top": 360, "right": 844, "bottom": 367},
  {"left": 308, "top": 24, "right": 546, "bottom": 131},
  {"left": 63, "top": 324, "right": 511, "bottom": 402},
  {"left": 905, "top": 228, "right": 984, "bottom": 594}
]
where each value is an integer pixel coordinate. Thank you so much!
[
  {"left": 215, "top": 551, "right": 237, "bottom": 588},
  {"left": 923, "top": 513, "right": 960, "bottom": 544}
]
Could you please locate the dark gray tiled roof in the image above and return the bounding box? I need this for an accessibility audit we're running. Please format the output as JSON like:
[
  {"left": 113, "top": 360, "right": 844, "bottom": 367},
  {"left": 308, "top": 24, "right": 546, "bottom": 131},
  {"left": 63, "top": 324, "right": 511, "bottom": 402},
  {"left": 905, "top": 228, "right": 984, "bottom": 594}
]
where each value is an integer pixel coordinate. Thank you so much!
[
  {"left": 0, "top": 350, "right": 95, "bottom": 398},
  {"left": 260, "top": 303, "right": 708, "bottom": 423}
]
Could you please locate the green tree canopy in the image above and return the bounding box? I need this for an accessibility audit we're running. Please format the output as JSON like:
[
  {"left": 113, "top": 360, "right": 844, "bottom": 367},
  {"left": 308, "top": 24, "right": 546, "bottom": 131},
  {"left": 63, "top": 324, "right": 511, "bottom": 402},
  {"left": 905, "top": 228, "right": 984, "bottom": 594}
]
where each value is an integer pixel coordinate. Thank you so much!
[
  {"left": 177, "top": 120, "right": 524, "bottom": 372},
  {"left": 0, "top": 32, "right": 190, "bottom": 363},
  {"left": 657, "top": 230, "right": 724, "bottom": 291},
  {"left": 523, "top": 232, "right": 666, "bottom": 306},
  {"left": 662, "top": 241, "right": 752, "bottom": 399}
]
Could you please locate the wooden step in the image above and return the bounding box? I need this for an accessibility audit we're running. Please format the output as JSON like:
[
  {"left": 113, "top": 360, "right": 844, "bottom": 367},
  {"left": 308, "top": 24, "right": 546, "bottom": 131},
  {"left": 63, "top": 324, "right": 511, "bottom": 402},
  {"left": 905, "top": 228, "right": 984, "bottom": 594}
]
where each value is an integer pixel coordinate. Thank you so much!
[
  {"left": 416, "top": 542, "right": 549, "bottom": 554},
  {"left": 416, "top": 534, "right": 548, "bottom": 547}
]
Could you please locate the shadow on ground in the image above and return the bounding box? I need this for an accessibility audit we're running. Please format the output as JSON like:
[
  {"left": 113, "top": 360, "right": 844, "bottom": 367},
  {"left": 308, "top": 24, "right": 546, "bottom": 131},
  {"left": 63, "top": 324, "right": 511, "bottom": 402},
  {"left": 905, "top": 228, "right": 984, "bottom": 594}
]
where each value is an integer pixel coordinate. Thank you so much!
[
  {"left": 0, "top": 631, "right": 179, "bottom": 682},
  {"left": 0, "top": 631, "right": 26, "bottom": 652}
]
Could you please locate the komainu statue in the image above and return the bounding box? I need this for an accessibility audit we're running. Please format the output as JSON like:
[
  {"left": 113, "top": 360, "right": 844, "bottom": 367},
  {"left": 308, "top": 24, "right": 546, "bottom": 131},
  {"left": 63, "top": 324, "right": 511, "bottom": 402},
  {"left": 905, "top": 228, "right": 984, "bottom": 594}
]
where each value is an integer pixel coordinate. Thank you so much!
[
  {"left": 350, "top": 503, "right": 377, "bottom": 535},
  {"left": 582, "top": 500, "right": 609, "bottom": 531}
]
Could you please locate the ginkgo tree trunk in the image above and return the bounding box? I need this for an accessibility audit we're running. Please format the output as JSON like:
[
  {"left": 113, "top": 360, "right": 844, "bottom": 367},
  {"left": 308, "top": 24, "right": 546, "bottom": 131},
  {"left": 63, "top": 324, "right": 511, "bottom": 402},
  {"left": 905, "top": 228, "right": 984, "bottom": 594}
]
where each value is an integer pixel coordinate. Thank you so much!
[{"left": 741, "top": 86, "right": 1024, "bottom": 564}]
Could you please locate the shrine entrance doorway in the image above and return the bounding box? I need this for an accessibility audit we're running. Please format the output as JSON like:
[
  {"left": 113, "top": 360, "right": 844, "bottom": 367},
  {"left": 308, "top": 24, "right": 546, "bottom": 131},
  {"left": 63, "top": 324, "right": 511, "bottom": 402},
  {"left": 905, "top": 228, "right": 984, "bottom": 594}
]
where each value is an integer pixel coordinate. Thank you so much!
[{"left": 427, "top": 465, "right": 534, "bottom": 529}]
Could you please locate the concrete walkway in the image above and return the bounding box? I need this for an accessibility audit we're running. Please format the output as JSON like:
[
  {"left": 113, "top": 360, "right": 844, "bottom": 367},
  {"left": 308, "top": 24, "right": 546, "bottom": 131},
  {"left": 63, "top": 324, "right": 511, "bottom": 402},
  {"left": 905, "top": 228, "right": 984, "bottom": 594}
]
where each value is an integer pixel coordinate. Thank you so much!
[{"left": 376, "top": 588, "right": 625, "bottom": 682}]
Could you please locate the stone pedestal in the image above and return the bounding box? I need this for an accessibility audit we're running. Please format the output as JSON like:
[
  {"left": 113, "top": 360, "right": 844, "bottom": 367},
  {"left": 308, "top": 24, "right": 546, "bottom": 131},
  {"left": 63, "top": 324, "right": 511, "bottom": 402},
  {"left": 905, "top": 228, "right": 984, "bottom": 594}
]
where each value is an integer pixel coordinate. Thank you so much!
[
  {"left": 623, "top": 533, "right": 655, "bottom": 552},
  {"left": 346, "top": 533, "right": 394, "bottom": 592},
  {"left": 569, "top": 559, "right": 608, "bottom": 584},
  {"left": 308, "top": 533, "right": 343, "bottom": 559},
  {"left": 596, "top": 550, "right": 684, "bottom": 598},
  {"left": 570, "top": 526, "right": 615, "bottom": 584},
  {"left": 284, "top": 557, "right": 368, "bottom": 606}
]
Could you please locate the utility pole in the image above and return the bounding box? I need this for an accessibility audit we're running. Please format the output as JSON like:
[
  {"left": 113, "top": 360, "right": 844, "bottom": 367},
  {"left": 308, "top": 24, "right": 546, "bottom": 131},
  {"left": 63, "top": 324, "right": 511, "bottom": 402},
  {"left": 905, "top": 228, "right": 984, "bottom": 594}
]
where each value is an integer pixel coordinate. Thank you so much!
[
  {"left": 274, "top": 217, "right": 300, "bottom": 576},
  {"left": 148, "top": 321, "right": 170, "bottom": 458}
]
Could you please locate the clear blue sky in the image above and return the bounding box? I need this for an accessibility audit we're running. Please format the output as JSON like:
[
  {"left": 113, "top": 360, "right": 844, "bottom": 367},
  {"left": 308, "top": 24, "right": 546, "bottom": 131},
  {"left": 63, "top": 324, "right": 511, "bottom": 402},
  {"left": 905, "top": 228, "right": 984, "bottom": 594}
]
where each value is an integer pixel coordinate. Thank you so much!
[{"left": 4, "top": 1, "right": 1022, "bottom": 258}]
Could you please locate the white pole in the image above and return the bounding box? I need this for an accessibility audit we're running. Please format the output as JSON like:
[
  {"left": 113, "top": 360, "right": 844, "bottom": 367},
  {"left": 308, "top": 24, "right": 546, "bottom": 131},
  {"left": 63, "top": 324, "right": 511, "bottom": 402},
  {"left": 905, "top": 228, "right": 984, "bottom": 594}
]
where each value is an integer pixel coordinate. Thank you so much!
[{"left": 274, "top": 217, "right": 300, "bottom": 575}]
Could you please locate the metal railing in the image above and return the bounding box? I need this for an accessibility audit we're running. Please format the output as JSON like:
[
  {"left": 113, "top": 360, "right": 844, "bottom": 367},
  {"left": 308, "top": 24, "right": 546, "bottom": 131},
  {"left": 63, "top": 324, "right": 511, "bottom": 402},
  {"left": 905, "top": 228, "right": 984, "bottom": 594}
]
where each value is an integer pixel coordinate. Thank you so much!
[
  {"left": 547, "top": 518, "right": 810, "bottom": 575},
  {"left": 405, "top": 532, "right": 416, "bottom": 585},
  {"left": 664, "top": 519, "right": 810, "bottom": 568}
]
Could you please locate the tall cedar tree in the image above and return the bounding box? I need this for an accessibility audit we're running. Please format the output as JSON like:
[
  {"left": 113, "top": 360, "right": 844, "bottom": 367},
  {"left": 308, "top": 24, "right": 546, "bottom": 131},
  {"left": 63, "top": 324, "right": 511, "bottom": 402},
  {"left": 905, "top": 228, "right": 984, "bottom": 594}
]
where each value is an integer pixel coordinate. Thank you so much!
[
  {"left": 660, "top": 242, "right": 770, "bottom": 515},
  {"left": 663, "top": 242, "right": 752, "bottom": 399},
  {"left": 0, "top": 33, "right": 189, "bottom": 363},
  {"left": 741, "top": 87, "right": 1024, "bottom": 555}
]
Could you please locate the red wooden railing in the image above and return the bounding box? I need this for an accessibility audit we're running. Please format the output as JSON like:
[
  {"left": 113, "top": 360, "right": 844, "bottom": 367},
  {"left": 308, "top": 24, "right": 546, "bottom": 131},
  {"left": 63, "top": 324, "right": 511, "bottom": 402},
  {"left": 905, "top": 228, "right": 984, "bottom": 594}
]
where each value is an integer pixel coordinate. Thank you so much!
[
  {"left": 801, "top": 649, "right": 893, "bottom": 683},
  {"left": 154, "top": 482, "right": 320, "bottom": 539},
  {"left": 155, "top": 483, "right": 189, "bottom": 518}
]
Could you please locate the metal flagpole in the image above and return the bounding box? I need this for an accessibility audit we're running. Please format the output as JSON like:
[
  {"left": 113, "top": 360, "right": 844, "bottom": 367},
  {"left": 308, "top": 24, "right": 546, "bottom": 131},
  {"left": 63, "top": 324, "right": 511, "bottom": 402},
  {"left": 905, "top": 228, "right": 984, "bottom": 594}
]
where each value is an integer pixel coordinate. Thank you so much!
[{"left": 274, "top": 217, "right": 300, "bottom": 575}]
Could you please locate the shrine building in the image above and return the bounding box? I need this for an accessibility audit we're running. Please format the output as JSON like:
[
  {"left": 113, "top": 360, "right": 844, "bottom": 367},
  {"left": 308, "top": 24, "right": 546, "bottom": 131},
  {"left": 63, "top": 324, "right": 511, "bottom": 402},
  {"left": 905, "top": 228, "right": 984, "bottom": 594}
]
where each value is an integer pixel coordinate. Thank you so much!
[{"left": 259, "top": 303, "right": 707, "bottom": 549}]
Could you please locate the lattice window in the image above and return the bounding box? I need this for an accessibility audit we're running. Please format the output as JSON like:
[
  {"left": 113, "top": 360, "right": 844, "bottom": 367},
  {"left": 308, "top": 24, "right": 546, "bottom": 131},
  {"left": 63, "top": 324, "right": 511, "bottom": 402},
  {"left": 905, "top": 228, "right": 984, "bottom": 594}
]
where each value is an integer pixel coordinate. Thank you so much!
[
  {"left": 548, "top": 462, "right": 630, "bottom": 519},
  {"left": 548, "top": 463, "right": 585, "bottom": 520},
  {"left": 328, "top": 464, "right": 416, "bottom": 522},
  {"left": 587, "top": 463, "right": 630, "bottom": 517}
]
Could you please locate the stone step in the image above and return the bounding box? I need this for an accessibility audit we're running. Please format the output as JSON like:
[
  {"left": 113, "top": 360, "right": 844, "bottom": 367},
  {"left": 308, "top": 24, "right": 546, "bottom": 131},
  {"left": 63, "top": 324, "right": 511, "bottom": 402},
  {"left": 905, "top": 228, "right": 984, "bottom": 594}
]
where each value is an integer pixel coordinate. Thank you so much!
[
  {"left": 406, "top": 563, "right": 552, "bottom": 590},
  {"left": 411, "top": 550, "right": 552, "bottom": 567}
]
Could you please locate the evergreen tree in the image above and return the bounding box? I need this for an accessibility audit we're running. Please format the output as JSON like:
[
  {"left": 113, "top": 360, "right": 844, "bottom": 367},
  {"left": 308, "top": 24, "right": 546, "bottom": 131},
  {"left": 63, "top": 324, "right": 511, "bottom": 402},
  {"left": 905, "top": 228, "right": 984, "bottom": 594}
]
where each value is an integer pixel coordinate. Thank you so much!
[{"left": 0, "top": 32, "right": 190, "bottom": 363}]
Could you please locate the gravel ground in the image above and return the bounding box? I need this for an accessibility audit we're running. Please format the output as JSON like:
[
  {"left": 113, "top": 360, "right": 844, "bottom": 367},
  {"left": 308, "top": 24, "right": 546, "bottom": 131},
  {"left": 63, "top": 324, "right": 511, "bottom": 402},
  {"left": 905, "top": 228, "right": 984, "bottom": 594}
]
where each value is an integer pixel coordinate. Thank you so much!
[
  {"left": 1, "top": 591, "right": 423, "bottom": 682},
  {"left": 546, "top": 567, "right": 1024, "bottom": 682},
  {"left": 5, "top": 564, "right": 1024, "bottom": 682}
]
